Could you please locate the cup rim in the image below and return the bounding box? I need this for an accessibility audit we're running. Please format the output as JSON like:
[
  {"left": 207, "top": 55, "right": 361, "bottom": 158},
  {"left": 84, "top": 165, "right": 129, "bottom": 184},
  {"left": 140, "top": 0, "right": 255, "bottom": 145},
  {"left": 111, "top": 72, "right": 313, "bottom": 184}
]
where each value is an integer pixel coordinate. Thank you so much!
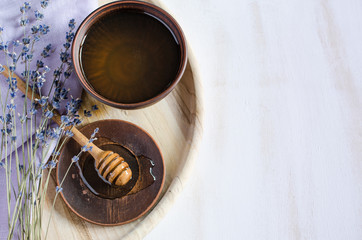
[{"left": 71, "top": 0, "right": 188, "bottom": 109}]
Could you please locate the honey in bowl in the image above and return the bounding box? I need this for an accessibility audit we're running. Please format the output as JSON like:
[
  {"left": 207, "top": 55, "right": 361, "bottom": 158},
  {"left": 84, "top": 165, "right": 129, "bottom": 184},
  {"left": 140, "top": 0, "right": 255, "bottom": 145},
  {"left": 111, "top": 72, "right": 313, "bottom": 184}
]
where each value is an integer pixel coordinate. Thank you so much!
[{"left": 79, "top": 9, "right": 181, "bottom": 104}]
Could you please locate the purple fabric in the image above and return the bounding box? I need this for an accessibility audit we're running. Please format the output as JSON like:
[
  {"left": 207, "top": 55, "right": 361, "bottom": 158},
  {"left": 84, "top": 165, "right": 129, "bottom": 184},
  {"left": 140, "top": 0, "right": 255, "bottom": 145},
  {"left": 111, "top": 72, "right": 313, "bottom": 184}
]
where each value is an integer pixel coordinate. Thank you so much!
[{"left": 0, "top": 0, "right": 97, "bottom": 238}]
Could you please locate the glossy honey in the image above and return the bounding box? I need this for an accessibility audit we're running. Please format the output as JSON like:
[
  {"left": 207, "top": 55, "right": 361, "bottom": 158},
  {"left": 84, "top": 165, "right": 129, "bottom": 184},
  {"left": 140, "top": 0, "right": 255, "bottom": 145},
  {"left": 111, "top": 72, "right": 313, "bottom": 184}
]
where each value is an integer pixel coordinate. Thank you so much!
[{"left": 80, "top": 9, "right": 181, "bottom": 104}]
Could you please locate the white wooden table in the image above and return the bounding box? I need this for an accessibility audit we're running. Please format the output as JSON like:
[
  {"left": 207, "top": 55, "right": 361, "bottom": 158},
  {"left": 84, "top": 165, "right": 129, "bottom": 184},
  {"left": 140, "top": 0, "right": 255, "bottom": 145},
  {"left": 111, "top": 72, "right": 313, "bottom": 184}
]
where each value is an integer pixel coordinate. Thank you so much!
[{"left": 146, "top": 0, "right": 362, "bottom": 239}]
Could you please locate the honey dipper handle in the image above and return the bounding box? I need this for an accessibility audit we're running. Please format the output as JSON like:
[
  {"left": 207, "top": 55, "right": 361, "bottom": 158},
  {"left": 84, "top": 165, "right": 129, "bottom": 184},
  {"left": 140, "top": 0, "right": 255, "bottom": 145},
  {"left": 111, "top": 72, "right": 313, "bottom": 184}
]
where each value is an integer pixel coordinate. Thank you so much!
[
  {"left": 67, "top": 126, "right": 103, "bottom": 159},
  {"left": 1, "top": 66, "right": 104, "bottom": 160}
]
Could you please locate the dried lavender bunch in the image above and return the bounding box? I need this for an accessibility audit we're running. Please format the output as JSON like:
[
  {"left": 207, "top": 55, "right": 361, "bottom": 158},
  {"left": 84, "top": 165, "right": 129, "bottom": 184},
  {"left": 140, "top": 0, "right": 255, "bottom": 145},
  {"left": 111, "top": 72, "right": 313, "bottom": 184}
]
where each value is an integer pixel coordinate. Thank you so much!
[{"left": 0, "top": 1, "right": 97, "bottom": 239}]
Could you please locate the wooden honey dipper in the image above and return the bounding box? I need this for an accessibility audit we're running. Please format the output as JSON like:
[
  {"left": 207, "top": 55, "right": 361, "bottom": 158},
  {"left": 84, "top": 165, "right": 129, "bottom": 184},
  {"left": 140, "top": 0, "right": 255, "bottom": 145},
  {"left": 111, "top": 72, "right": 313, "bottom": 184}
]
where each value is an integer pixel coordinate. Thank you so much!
[{"left": 1, "top": 67, "right": 132, "bottom": 186}]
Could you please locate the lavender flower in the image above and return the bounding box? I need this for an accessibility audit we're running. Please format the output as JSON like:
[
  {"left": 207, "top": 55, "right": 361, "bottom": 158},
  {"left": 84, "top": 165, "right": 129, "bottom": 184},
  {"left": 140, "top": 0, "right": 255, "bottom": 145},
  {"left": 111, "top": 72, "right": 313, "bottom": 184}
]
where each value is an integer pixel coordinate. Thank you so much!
[
  {"left": 29, "top": 106, "right": 37, "bottom": 115},
  {"left": 52, "top": 151, "right": 59, "bottom": 156},
  {"left": 40, "top": 0, "right": 49, "bottom": 8},
  {"left": 72, "top": 156, "right": 79, "bottom": 162},
  {"left": 36, "top": 76, "right": 45, "bottom": 89},
  {"left": 59, "top": 88, "right": 68, "bottom": 99},
  {"left": 55, "top": 186, "right": 63, "bottom": 193},
  {"left": 68, "top": 19, "right": 75, "bottom": 30},
  {"left": 31, "top": 25, "right": 39, "bottom": 34},
  {"left": 91, "top": 105, "right": 98, "bottom": 111},
  {"left": 73, "top": 118, "right": 81, "bottom": 125},
  {"left": 20, "top": 2, "right": 31, "bottom": 13},
  {"left": 5, "top": 114, "right": 12, "bottom": 123},
  {"left": 2, "top": 42, "right": 8, "bottom": 52},
  {"left": 65, "top": 130, "right": 74, "bottom": 137},
  {"left": 19, "top": 114, "right": 26, "bottom": 123},
  {"left": 6, "top": 104, "right": 16, "bottom": 110},
  {"left": 35, "top": 130, "right": 44, "bottom": 141},
  {"left": 12, "top": 40, "right": 20, "bottom": 47},
  {"left": 9, "top": 65, "right": 16, "bottom": 72},
  {"left": 53, "top": 68, "right": 61, "bottom": 77},
  {"left": 49, "top": 127, "right": 61, "bottom": 139},
  {"left": 22, "top": 37, "right": 30, "bottom": 45},
  {"left": 39, "top": 24, "right": 49, "bottom": 35},
  {"left": 37, "top": 96, "right": 48, "bottom": 106},
  {"left": 44, "top": 111, "right": 53, "bottom": 119},
  {"left": 34, "top": 10, "right": 44, "bottom": 20},
  {"left": 60, "top": 51, "right": 69, "bottom": 63},
  {"left": 60, "top": 115, "right": 70, "bottom": 124},
  {"left": 65, "top": 97, "right": 82, "bottom": 115},
  {"left": 84, "top": 110, "right": 91, "bottom": 117},
  {"left": 41, "top": 44, "right": 51, "bottom": 58},
  {"left": 81, "top": 145, "right": 91, "bottom": 152},
  {"left": 26, "top": 54, "right": 33, "bottom": 61},
  {"left": 52, "top": 100, "right": 60, "bottom": 109},
  {"left": 63, "top": 69, "right": 71, "bottom": 79},
  {"left": 20, "top": 18, "right": 30, "bottom": 27},
  {"left": 48, "top": 160, "right": 57, "bottom": 168},
  {"left": 90, "top": 127, "right": 99, "bottom": 138},
  {"left": 10, "top": 91, "right": 16, "bottom": 98},
  {"left": 36, "top": 60, "right": 44, "bottom": 68},
  {"left": 65, "top": 32, "right": 74, "bottom": 43}
]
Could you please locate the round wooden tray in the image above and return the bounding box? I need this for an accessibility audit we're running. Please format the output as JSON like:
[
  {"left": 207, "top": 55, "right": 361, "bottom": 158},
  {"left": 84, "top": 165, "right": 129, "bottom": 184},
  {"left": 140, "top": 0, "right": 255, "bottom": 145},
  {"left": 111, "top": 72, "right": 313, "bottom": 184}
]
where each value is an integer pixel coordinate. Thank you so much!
[{"left": 43, "top": 1, "right": 203, "bottom": 238}]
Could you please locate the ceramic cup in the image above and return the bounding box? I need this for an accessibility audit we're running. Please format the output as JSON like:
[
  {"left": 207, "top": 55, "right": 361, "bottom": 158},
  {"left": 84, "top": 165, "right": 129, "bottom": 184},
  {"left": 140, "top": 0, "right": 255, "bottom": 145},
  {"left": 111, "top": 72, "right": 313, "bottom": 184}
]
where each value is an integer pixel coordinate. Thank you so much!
[{"left": 72, "top": 1, "right": 187, "bottom": 109}]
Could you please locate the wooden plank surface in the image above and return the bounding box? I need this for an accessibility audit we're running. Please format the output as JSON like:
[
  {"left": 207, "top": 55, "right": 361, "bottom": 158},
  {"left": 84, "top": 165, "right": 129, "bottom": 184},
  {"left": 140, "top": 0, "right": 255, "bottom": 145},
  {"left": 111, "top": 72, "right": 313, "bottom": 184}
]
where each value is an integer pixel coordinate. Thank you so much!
[{"left": 145, "top": 0, "right": 362, "bottom": 239}]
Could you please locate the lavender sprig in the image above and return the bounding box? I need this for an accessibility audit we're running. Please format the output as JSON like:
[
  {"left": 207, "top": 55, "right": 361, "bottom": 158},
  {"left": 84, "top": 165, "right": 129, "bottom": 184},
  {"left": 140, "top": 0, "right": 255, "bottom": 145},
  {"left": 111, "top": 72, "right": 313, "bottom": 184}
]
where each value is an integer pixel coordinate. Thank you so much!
[{"left": 0, "top": 2, "right": 94, "bottom": 239}]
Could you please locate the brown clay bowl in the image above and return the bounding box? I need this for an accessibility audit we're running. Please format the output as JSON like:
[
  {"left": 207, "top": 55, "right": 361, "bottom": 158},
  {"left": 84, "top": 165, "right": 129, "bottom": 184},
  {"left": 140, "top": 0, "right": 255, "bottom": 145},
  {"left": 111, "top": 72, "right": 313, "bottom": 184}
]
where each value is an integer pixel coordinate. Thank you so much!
[
  {"left": 56, "top": 119, "right": 165, "bottom": 225},
  {"left": 72, "top": 1, "right": 187, "bottom": 109}
]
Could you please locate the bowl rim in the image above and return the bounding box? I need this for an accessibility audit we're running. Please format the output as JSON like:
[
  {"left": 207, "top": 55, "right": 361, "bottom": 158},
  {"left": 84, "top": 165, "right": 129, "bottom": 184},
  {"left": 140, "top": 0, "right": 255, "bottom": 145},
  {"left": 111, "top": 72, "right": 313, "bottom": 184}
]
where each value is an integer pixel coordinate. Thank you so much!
[{"left": 71, "top": 0, "right": 188, "bottom": 109}]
